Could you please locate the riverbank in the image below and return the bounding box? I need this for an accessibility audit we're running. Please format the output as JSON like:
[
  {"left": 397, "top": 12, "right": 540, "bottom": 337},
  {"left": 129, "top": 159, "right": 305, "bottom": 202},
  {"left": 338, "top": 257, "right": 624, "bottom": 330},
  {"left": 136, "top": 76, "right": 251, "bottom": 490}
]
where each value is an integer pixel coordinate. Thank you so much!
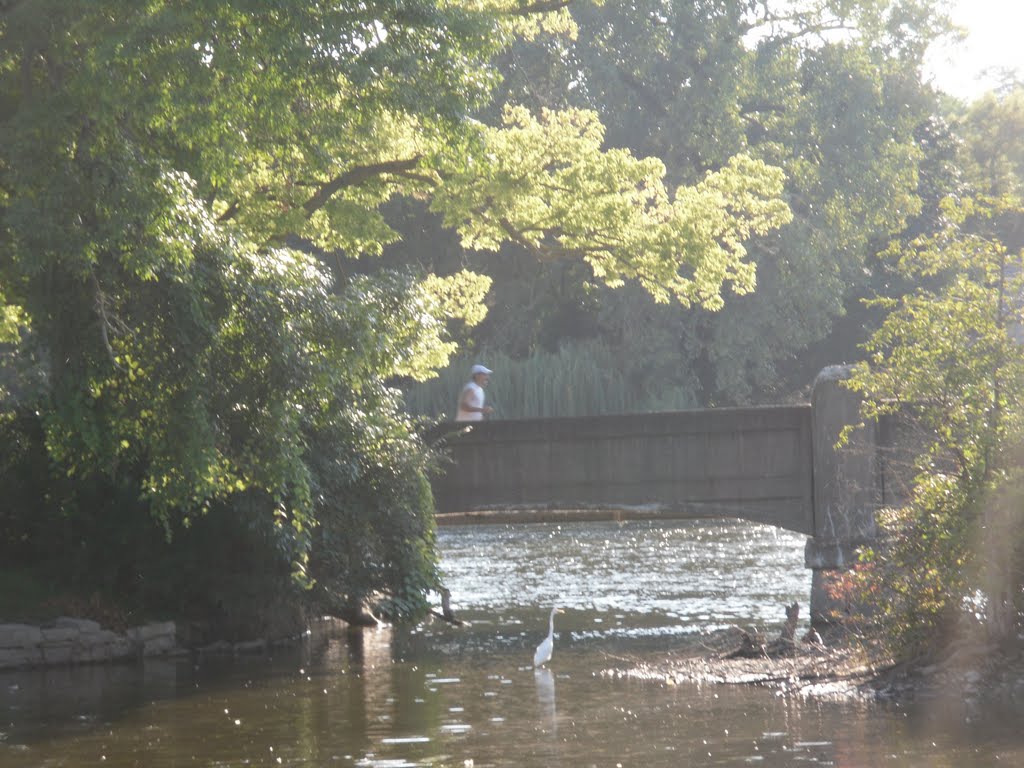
[{"left": 603, "top": 625, "right": 1024, "bottom": 712}]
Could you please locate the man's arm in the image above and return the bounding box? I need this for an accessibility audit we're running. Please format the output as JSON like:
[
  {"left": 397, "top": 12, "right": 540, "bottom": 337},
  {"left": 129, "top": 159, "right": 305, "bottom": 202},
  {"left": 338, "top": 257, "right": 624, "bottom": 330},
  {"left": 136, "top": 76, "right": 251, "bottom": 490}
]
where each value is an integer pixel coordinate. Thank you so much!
[{"left": 459, "top": 386, "right": 493, "bottom": 415}]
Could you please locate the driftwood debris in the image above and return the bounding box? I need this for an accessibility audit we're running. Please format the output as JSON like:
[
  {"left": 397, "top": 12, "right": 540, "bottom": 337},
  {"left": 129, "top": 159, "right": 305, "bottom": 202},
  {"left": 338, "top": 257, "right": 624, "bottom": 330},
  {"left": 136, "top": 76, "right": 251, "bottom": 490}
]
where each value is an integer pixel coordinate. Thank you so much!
[
  {"left": 337, "top": 602, "right": 381, "bottom": 627},
  {"left": 429, "top": 587, "right": 465, "bottom": 626},
  {"left": 724, "top": 602, "right": 801, "bottom": 659}
]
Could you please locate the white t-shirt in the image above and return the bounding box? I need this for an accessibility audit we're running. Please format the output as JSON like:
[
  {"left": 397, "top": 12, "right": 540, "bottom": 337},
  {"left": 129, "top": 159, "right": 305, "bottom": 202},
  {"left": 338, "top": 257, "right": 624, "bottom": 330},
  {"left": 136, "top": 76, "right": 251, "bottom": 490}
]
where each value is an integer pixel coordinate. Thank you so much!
[{"left": 455, "top": 381, "right": 485, "bottom": 421}]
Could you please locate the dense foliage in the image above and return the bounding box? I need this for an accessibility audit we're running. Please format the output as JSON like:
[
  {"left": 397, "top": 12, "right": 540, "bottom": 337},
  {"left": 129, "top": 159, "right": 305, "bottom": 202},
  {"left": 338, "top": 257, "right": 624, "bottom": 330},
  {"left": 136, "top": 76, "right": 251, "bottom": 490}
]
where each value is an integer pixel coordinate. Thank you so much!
[
  {"left": 840, "top": 87, "right": 1024, "bottom": 654},
  {"left": 0, "top": 1, "right": 793, "bottom": 630},
  {"left": 405, "top": 0, "right": 955, "bottom": 409}
]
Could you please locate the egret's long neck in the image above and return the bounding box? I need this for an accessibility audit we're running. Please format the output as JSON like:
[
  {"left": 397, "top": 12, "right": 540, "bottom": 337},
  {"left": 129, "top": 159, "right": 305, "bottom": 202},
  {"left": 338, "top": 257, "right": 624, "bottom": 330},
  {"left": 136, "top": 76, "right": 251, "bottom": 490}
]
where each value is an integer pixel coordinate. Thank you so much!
[{"left": 548, "top": 609, "right": 557, "bottom": 636}]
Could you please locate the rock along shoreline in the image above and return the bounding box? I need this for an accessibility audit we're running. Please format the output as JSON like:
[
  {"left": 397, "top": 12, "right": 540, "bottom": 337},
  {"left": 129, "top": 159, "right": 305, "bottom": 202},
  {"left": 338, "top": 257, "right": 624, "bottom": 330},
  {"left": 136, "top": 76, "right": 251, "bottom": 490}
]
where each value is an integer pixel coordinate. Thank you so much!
[
  {"left": 0, "top": 618, "right": 179, "bottom": 669},
  {"left": 0, "top": 616, "right": 351, "bottom": 670}
]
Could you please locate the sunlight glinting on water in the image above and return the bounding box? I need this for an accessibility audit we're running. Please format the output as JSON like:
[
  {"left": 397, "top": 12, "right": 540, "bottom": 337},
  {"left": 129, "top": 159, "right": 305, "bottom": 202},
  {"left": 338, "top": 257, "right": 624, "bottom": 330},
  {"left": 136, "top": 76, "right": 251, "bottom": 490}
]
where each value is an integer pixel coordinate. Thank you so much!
[
  {"left": 4, "top": 519, "right": 1024, "bottom": 767},
  {"left": 436, "top": 519, "right": 810, "bottom": 640}
]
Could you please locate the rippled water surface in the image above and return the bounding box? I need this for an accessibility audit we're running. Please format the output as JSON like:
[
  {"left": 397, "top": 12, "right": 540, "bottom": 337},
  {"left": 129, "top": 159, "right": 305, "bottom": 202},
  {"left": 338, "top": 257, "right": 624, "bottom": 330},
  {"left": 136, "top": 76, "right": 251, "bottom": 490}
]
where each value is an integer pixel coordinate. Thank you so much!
[{"left": 2, "top": 520, "right": 1022, "bottom": 767}]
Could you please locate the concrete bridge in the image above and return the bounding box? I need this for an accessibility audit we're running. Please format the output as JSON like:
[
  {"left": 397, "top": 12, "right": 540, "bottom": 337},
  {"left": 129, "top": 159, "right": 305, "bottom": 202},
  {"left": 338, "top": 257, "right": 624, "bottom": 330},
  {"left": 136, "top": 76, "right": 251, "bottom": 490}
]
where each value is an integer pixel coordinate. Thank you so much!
[{"left": 428, "top": 366, "right": 916, "bottom": 623}]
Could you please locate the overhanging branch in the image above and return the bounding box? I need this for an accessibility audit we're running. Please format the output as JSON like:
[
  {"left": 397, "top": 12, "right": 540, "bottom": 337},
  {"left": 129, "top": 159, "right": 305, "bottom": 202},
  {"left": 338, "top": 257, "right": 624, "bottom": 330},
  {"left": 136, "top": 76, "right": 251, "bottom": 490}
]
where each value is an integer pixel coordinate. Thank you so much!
[{"left": 302, "top": 156, "right": 424, "bottom": 218}]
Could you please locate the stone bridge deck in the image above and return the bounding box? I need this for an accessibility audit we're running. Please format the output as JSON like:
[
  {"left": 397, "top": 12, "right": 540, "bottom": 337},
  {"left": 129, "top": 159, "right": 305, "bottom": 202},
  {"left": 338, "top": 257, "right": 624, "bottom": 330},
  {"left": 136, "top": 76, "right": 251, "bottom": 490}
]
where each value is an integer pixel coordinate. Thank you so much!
[{"left": 428, "top": 406, "right": 815, "bottom": 534}]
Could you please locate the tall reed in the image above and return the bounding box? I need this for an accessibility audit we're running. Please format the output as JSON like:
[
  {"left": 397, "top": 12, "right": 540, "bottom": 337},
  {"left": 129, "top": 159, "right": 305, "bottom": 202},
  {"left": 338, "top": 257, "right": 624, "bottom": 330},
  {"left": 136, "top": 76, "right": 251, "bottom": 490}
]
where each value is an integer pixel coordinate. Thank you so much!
[{"left": 403, "top": 342, "right": 697, "bottom": 420}]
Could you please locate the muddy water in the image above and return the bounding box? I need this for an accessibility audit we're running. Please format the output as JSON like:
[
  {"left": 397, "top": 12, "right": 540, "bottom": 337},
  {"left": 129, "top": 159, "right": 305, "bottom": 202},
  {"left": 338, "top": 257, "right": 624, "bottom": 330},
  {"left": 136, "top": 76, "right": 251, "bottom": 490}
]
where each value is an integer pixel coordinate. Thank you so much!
[{"left": 2, "top": 520, "right": 1022, "bottom": 767}]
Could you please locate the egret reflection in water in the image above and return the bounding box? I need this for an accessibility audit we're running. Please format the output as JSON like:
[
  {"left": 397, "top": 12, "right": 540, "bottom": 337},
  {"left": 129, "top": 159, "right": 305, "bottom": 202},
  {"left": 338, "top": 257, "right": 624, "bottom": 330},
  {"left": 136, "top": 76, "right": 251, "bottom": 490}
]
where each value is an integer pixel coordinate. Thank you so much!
[{"left": 533, "top": 666, "right": 556, "bottom": 735}]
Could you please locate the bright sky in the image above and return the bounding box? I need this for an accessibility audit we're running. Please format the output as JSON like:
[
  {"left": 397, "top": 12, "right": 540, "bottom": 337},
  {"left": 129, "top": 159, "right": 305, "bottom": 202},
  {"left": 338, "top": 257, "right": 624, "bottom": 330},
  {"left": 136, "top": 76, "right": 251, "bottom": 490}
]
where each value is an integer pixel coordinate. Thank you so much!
[{"left": 924, "top": 0, "right": 1024, "bottom": 100}]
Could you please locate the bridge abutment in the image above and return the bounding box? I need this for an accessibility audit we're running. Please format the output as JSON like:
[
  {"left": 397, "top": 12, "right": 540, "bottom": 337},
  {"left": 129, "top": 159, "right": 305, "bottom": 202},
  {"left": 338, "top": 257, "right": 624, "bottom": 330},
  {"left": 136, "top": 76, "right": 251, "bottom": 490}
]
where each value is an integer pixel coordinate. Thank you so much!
[{"left": 805, "top": 365, "right": 878, "bottom": 625}]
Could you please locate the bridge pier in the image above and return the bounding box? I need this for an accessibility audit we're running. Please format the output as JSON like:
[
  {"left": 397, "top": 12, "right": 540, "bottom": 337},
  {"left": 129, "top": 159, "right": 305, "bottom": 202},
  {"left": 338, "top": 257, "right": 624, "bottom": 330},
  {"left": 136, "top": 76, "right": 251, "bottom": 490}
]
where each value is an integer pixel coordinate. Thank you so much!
[{"left": 805, "top": 365, "right": 878, "bottom": 625}]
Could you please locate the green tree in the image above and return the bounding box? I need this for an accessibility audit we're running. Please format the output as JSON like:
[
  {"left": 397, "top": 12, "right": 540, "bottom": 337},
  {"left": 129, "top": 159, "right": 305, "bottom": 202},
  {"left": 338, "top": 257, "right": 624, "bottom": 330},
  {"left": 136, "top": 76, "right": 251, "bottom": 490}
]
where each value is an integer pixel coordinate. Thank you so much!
[
  {"left": 1, "top": 1, "right": 792, "bottom": 625},
  {"left": 958, "top": 86, "right": 1024, "bottom": 198},
  {"left": 433, "top": 0, "right": 955, "bottom": 408},
  {"left": 846, "top": 193, "right": 1024, "bottom": 653}
]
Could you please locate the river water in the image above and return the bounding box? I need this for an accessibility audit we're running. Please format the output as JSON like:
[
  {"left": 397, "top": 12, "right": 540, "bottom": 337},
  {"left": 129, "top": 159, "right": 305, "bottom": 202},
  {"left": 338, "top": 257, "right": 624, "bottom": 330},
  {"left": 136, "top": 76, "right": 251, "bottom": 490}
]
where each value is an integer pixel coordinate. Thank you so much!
[{"left": 2, "top": 519, "right": 1023, "bottom": 767}]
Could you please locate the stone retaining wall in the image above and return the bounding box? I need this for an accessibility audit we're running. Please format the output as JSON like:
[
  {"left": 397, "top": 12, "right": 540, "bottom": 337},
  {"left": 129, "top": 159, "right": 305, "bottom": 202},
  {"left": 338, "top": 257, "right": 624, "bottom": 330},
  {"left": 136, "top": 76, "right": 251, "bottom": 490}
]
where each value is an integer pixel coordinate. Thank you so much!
[{"left": 0, "top": 618, "right": 178, "bottom": 669}]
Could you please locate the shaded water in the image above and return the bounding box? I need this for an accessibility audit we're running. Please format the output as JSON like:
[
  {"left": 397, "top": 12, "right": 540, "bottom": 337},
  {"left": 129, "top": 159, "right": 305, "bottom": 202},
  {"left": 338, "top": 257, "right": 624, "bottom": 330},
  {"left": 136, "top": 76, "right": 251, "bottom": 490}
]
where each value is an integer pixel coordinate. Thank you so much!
[{"left": 2, "top": 520, "right": 1023, "bottom": 767}]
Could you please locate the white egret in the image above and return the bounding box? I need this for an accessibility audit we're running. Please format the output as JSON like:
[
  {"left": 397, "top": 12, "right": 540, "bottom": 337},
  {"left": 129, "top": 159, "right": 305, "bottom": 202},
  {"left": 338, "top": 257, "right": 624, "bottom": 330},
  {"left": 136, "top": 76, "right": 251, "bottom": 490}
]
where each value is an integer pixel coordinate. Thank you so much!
[{"left": 533, "top": 607, "right": 564, "bottom": 667}]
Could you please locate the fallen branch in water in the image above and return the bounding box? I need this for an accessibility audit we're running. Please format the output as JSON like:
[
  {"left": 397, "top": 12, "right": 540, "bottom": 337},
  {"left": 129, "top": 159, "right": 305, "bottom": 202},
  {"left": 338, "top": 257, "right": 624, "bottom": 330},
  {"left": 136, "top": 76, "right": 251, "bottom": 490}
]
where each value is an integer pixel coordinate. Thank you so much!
[
  {"left": 429, "top": 587, "right": 466, "bottom": 626},
  {"left": 723, "top": 602, "right": 801, "bottom": 659}
]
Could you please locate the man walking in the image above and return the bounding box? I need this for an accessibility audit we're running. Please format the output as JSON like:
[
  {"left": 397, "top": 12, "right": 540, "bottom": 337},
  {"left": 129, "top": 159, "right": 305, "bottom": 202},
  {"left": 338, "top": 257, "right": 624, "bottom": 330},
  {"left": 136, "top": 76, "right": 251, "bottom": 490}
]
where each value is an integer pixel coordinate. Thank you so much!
[{"left": 455, "top": 364, "right": 494, "bottom": 421}]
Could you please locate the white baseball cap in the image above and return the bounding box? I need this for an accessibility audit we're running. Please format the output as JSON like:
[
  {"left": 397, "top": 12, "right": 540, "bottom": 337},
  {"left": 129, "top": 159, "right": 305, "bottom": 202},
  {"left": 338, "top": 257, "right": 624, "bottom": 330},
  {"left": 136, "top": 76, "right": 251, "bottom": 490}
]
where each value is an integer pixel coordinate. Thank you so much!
[{"left": 470, "top": 364, "right": 493, "bottom": 375}]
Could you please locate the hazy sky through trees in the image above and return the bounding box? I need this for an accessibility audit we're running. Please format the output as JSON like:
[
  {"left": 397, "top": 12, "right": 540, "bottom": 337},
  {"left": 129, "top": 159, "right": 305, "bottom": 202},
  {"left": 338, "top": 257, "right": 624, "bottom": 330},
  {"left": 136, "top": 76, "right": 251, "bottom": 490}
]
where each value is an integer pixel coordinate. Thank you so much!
[{"left": 925, "top": 0, "right": 1024, "bottom": 99}]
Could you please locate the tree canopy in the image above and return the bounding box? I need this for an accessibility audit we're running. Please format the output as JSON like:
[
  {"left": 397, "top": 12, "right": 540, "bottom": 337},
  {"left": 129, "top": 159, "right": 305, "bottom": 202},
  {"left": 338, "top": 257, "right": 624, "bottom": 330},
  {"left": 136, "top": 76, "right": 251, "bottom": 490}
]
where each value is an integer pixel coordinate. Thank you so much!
[
  {"left": 402, "top": 0, "right": 956, "bottom": 409},
  {"left": 0, "top": 0, "right": 794, "bottom": 625}
]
